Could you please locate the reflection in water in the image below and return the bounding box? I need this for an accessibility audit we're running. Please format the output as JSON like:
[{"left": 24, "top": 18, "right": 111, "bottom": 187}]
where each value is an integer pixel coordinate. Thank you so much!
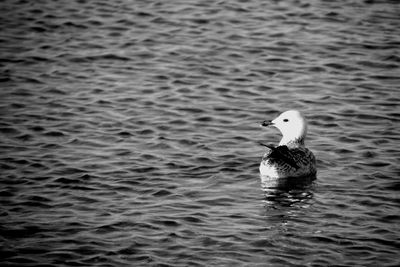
[
  {"left": 261, "top": 175, "right": 316, "bottom": 209},
  {"left": 258, "top": 175, "right": 317, "bottom": 262}
]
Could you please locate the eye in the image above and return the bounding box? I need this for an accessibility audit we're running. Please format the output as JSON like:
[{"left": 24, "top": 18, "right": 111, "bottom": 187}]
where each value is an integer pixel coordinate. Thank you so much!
[{"left": 283, "top": 119, "right": 289, "bottom": 122}]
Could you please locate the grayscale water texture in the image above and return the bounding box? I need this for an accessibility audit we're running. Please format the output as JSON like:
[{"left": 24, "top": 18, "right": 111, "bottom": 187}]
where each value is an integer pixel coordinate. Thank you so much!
[{"left": 0, "top": 0, "right": 399, "bottom": 266}]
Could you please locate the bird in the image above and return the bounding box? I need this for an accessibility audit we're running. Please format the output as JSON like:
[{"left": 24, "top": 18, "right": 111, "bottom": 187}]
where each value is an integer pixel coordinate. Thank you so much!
[{"left": 259, "top": 110, "right": 316, "bottom": 180}]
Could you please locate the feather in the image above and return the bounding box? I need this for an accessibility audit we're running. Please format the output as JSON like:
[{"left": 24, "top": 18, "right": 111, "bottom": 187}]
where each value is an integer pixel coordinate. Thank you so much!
[{"left": 260, "top": 144, "right": 300, "bottom": 169}]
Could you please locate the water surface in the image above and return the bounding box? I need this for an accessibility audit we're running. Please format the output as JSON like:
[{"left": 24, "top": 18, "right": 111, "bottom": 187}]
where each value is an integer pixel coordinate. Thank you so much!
[{"left": 1, "top": 0, "right": 399, "bottom": 266}]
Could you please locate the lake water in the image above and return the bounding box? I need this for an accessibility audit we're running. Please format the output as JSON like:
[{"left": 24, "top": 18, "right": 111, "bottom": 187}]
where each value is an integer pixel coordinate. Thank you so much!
[{"left": 1, "top": 0, "right": 399, "bottom": 266}]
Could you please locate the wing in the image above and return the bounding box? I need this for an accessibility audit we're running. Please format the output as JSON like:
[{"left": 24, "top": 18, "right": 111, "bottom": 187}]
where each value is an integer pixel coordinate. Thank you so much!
[
  {"left": 258, "top": 142, "right": 276, "bottom": 150},
  {"left": 269, "top": 146, "right": 301, "bottom": 169},
  {"left": 261, "top": 144, "right": 301, "bottom": 169}
]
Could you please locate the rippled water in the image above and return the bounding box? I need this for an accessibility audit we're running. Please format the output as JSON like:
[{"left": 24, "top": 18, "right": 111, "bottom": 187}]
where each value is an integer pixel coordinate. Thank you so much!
[{"left": 1, "top": 0, "right": 399, "bottom": 266}]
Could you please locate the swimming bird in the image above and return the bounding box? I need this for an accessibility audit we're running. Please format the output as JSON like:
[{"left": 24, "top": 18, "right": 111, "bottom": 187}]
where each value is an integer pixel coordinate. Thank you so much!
[{"left": 259, "top": 110, "right": 316, "bottom": 180}]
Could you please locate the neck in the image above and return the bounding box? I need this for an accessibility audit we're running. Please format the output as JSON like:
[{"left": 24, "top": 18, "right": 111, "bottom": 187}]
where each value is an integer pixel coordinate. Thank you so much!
[{"left": 279, "top": 137, "right": 305, "bottom": 148}]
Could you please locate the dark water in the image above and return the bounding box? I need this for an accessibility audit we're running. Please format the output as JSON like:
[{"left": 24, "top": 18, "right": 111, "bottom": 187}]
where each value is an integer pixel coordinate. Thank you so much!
[{"left": 1, "top": 0, "right": 399, "bottom": 266}]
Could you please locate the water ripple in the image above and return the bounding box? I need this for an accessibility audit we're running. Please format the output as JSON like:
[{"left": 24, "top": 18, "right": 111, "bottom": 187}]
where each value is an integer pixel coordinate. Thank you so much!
[{"left": 1, "top": 0, "right": 399, "bottom": 266}]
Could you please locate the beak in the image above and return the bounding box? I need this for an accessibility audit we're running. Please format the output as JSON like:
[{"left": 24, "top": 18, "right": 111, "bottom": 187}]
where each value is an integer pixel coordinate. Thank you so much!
[{"left": 261, "top": 120, "right": 273, "bottom": 127}]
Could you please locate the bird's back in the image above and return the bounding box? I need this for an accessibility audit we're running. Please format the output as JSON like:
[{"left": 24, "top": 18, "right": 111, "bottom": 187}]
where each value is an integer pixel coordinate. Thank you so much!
[{"left": 260, "top": 145, "right": 316, "bottom": 179}]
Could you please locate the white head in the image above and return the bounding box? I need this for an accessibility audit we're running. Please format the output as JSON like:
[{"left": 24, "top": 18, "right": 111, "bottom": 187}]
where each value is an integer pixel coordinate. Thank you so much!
[{"left": 261, "top": 110, "right": 308, "bottom": 146}]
